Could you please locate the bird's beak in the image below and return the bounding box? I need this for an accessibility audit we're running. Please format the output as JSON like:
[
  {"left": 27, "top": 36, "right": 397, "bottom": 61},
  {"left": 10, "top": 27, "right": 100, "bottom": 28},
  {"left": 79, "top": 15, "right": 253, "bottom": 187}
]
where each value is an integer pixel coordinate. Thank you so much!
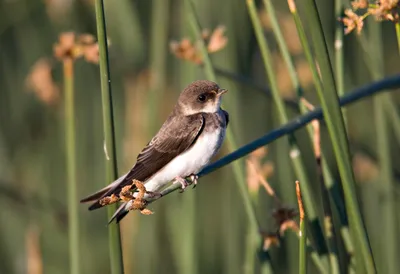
[{"left": 217, "top": 88, "right": 228, "bottom": 96}]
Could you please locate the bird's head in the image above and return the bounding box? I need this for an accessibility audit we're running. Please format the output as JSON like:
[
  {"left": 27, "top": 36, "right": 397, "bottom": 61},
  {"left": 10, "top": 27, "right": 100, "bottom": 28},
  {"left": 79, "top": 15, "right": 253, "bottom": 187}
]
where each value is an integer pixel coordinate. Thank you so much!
[{"left": 176, "top": 80, "right": 227, "bottom": 115}]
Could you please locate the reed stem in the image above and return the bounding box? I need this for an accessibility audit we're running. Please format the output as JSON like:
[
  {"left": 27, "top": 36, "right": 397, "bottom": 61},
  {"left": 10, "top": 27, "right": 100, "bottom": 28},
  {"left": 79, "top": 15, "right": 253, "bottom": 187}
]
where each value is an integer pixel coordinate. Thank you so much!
[
  {"left": 94, "top": 0, "right": 124, "bottom": 273},
  {"left": 296, "top": 181, "right": 307, "bottom": 274},
  {"left": 395, "top": 22, "right": 400, "bottom": 54},
  {"left": 282, "top": 1, "right": 343, "bottom": 270},
  {"left": 368, "top": 19, "right": 397, "bottom": 274},
  {"left": 247, "top": 0, "right": 328, "bottom": 266},
  {"left": 184, "top": 0, "right": 257, "bottom": 235},
  {"left": 334, "top": 0, "right": 346, "bottom": 124},
  {"left": 301, "top": 0, "right": 375, "bottom": 272},
  {"left": 184, "top": 0, "right": 260, "bottom": 272},
  {"left": 64, "top": 58, "right": 80, "bottom": 274}
]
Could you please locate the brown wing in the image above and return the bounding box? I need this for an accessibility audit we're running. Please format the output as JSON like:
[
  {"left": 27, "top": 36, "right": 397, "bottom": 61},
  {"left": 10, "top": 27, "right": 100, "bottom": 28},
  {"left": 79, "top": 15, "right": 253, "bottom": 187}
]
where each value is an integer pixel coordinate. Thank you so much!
[
  {"left": 87, "top": 113, "right": 205, "bottom": 210},
  {"left": 125, "top": 113, "right": 205, "bottom": 182}
]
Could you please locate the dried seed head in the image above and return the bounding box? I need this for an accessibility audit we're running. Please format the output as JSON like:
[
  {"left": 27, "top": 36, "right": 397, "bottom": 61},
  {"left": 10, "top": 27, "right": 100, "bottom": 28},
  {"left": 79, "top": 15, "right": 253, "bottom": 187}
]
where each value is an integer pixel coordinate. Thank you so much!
[
  {"left": 272, "top": 206, "right": 298, "bottom": 227},
  {"left": 207, "top": 26, "right": 228, "bottom": 53},
  {"left": 170, "top": 25, "right": 228, "bottom": 64},
  {"left": 343, "top": 9, "right": 364, "bottom": 34},
  {"left": 25, "top": 58, "right": 60, "bottom": 105},
  {"left": 246, "top": 147, "right": 274, "bottom": 195},
  {"left": 279, "top": 220, "right": 299, "bottom": 235},
  {"left": 99, "top": 194, "right": 119, "bottom": 206},
  {"left": 344, "top": 0, "right": 400, "bottom": 35},
  {"left": 53, "top": 32, "right": 100, "bottom": 63},
  {"left": 351, "top": 0, "right": 369, "bottom": 10},
  {"left": 140, "top": 209, "right": 154, "bottom": 215},
  {"left": 261, "top": 232, "right": 280, "bottom": 250},
  {"left": 54, "top": 32, "right": 76, "bottom": 60}
]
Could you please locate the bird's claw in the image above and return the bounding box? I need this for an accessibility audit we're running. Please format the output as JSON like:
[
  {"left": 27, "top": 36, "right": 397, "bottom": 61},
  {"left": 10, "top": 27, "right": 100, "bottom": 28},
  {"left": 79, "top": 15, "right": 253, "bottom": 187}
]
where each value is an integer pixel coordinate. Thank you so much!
[
  {"left": 174, "top": 177, "right": 189, "bottom": 193},
  {"left": 190, "top": 174, "right": 199, "bottom": 189},
  {"left": 173, "top": 175, "right": 199, "bottom": 192}
]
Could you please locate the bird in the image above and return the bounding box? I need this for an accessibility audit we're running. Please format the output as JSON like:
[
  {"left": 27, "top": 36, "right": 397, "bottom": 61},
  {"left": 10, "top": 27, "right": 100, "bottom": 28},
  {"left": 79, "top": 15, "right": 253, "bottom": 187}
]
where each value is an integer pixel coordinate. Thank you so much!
[{"left": 80, "top": 80, "right": 229, "bottom": 223}]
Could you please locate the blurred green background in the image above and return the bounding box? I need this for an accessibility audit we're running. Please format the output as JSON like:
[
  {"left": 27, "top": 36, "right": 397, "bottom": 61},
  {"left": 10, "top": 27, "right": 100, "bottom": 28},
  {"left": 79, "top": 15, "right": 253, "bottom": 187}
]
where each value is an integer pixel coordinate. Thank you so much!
[{"left": 0, "top": 0, "right": 399, "bottom": 273}]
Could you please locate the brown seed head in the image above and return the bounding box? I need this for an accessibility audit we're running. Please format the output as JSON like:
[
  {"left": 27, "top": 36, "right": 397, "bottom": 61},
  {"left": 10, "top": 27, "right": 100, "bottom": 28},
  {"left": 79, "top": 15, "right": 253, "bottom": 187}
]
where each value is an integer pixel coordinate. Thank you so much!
[{"left": 25, "top": 58, "right": 60, "bottom": 105}]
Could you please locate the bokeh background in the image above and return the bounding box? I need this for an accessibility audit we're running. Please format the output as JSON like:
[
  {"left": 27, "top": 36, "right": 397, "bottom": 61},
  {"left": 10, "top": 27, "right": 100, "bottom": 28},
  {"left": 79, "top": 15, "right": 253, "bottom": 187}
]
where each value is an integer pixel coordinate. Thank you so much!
[{"left": 0, "top": 0, "right": 399, "bottom": 273}]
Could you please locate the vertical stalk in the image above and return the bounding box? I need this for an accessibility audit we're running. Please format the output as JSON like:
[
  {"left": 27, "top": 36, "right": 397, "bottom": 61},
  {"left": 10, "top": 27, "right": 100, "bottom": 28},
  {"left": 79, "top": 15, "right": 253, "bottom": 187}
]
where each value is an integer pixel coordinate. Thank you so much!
[
  {"left": 296, "top": 181, "right": 307, "bottom": 274},
  {"left": 333, "top": 1, "right": 349, "bottom": 267},
  {"left": 298, "top": 219, "right": 306, "bottom": 274},
  {"left": 64, "top": 58, "right": 80, "bottom": 274},
  {"left": 349, "top": 10, "right": 399, "bottom": 271},
  {"left": 246, "top": 0, "right": 329, "bottom": 269},
  {"left": 94, "top": 0, "right": 124, "bottom": 273},
  {"left": 277, "top": 6, "right": 344, "bottom": 269},
  {"left": 301, "top": 0, "right": 375, "bottom": 272},
  {"left": 368, "top": 19, "right": 397, "bottom": 274},
  {"left": 148, "top": 0, "right": 170, "bottom": 133},
  {"left": 184, "top": 0, "right": 260, "bottom": 272},
  {"left": 169, "top": 9, "right": 198, "bottom": 273},
  {"left": 184, "top": 0, "right": 257, "bottom": 234},
  {"left": 395, "top": 22, "right": 400, "bottom": 54},
  {"left": 352, "top": 26, "right": 400, "bottom": 147},
  {"left": 334, "top": 0, "right": 346, "bottom": 124}
]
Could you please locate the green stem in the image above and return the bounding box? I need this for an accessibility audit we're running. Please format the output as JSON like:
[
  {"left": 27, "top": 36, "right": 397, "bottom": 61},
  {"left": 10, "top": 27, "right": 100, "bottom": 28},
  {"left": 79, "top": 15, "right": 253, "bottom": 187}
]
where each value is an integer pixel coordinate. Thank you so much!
[
  {"left": 351, "top": 17, "right": 400, "bottom": 273},
  {"left": 272, "top": 3, "right": 348, "bottom": 269},
  {"left": 284, "top": 11, "right": 347, "bottom": 266},
  {"left": 367, "top": 19, "right": 397, "bottom": 274},
  {"left": 94, "top": 0, "right": 124, "bottom": 273},
  {"left": 353, "top": 20, "right": 400, "bottom": 151},
  {"left": 285, "top": 229, "right": 326, "bottom": 273},
  {"left": 148, "top": 0, "right": 170, "bottom": 133},
  {"left": 247, "top": 0, "right": 329, "bottom": 268},
  {"left": 262, "top": 0, "right": 300, "bottom": 95},
  {"left": 335, "top": 0, "right": 346, "bottom": 125},
  {"left": 296, "top": 181, "right": 307, "bottom": 274},
  {"left": 184, "top": 0, "right": 257, "bottom": 234},
  {"left": 169, "top": 13, "right": 197, "bottom": 274},
  {"left": 184, "top": 0, "right": 260, "bottom": 272},
  {"left": 301, "top": 0, "right": 375, "bottom": 272},
  {"left": 395, "top": 22, "right": 400, "bottom": 54},
  {"left": 299, "top": 217, "right": 307, "bottom": 274},
  {"left": 383, "top": 98, "right": 400, "bottom": 142},
  {"left": 287, "top": 0, "right": 323, "bottom": 99},
  {"left": 317, "top": 158, "right": 340, "bottom": 274},
  {"left": 64, "top": 59, "right": 80, "bottom": 274}
]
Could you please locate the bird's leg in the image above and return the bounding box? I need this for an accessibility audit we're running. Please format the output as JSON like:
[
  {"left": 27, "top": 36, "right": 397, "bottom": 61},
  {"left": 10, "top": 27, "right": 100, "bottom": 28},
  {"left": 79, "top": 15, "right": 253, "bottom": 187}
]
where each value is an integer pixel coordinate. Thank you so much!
[
  {"left": 189, "top": 174, "right": 199, "bottom": 189},
  {"left": 174, "top": 176, "right": 189, "bottom": 192}
]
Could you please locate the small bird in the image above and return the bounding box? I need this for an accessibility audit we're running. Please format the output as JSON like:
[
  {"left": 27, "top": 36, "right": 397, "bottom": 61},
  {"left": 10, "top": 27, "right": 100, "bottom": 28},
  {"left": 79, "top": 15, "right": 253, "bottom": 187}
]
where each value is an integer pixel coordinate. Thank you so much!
[{"left": 80, "top": 80, "right": 229, "bottom": 223}]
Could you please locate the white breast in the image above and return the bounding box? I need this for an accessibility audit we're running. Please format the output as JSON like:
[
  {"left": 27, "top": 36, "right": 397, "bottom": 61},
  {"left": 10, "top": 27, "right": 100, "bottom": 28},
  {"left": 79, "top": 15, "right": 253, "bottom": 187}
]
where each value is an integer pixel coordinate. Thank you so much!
[{"left": 143, "top": 127, "right": 225, "bottom": 192}]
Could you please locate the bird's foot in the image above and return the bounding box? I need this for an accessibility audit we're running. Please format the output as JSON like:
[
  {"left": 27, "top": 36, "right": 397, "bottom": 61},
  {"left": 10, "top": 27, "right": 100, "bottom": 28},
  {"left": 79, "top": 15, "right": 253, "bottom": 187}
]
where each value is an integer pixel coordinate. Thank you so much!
[
  {"left": 189, "top": 174, "right": 199, "bottom": 189},
  {"left": 174, "top": 176, "right": 189, "bottom": 193}
]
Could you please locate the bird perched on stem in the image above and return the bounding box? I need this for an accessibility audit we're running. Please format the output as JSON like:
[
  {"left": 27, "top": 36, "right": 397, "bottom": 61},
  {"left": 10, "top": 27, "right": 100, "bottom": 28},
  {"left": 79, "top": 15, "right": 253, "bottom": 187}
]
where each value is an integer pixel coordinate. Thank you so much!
[{"left": 80, "top": 80, "right": 229, "bottom": 223}]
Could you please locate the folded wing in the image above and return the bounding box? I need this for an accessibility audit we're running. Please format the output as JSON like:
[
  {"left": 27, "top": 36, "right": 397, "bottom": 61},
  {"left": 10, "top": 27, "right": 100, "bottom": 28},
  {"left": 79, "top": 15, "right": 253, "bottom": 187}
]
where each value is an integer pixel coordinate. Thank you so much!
[{"left": 81, "top": 113, "right": 205, "bottom": 210}]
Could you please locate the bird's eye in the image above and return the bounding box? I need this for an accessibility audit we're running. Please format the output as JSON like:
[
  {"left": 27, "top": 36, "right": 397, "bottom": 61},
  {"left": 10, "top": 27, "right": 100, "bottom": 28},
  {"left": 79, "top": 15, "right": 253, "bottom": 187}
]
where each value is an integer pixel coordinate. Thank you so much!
[{"left": 197, "top": 94, "right": 206, "bottom": 102}]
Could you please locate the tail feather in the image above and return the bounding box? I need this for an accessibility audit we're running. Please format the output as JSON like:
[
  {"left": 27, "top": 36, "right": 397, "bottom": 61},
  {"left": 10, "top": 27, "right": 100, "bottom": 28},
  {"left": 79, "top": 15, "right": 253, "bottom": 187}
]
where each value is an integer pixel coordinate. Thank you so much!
[
  {"left": 80, "top": 185, "right": 112, "bottom": 203},
  {"left": 80, "top": 173, "right": 129, "bottom": 210},
  {"left": 108, "top": 202, "right": 131, "bottom": 224}
]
